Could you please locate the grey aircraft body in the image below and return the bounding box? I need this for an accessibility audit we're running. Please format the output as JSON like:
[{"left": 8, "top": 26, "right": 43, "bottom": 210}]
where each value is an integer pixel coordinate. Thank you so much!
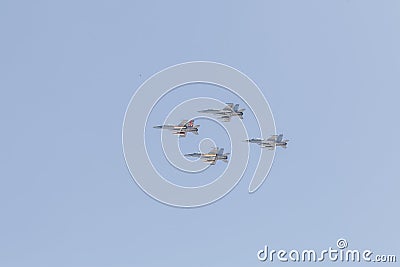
[
  {"left": 153, "top": 119, "right": 199, "bottom": 137},
  {"left": 184, "top": 147, "right": 230, "bottom": 165},
  {"left": 198, "top": 103, "right": 245, "bottom": 122},
  {"left": 245, "top": 134, "right": 289, "bottom": 150}
]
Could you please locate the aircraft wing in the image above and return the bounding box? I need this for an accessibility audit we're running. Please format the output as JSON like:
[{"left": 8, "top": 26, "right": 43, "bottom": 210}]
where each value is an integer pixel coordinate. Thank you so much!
[
  {"left": 208, "top": 147, "right": 218, "bottom": 155},
  {"left": 267, "top": 135, "right": 278, "bottom": 141},
  {"left": 173, "top": 131, "right": 186, "bottom": 137},
  {"left": 266, "top": 134, "right": 284, "bottom": 142},
  {"left": 204, "top": 157, "right": 217, "bottom": 165},
  {"left": 223, "top": 103, "right": 234, "bottom": 110},
  {"left": 178, "top": 120, "right": 188, "bottom": 126},
  {"left": 220, "top": 115, "right": 231, "bottom": 122},
  {"left": 261, "top": 143, "right": 275, "bottom": 149}
]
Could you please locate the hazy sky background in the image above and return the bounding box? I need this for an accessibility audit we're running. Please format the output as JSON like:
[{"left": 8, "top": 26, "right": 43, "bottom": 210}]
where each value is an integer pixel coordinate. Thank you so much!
[{"left": 1, "top": 1, "right": 400, "bottom": 266}]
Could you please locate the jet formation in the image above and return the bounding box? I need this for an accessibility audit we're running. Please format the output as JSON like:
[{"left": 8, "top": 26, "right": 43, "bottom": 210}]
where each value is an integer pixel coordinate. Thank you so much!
[
  {"left": 198, "top": 103, "right": 245, "bottom": 122},
  {"left": 153, "top": 119, "right": 199, "bottom": 137},
  {"left": 245, "top": 134, "right": 289, "bottom": 150},
  {"left": 153, "top": 103, "right": 288, "bottom": 166},
  {"left": 184, "top": 147, "right": 230, "bottom": 165}
]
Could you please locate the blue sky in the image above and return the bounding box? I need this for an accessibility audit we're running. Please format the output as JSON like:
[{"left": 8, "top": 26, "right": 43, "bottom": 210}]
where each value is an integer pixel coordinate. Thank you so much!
[{"left": 1, "top": 1, "right": 400, "bottom": 266}]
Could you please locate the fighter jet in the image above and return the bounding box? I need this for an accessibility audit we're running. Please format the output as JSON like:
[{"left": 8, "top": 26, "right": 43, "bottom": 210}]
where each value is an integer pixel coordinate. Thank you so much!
[
  {"left": 184, "top": 147, "right": 230, "bottom": 165},
  {"left": 245, "top": 134, "right": 289, "bottom": 150},
  {"left": 153, "top": 119, "right": 199, "bottom": 137},
  {"left": 198, "top": 103, "right": 245, "bottom": 122}
]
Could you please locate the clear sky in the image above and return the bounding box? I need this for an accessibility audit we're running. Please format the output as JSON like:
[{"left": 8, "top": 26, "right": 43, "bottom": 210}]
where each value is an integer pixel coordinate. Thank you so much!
[{"left": 1, "top": 1, "right": 399, "bottom": 266}]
